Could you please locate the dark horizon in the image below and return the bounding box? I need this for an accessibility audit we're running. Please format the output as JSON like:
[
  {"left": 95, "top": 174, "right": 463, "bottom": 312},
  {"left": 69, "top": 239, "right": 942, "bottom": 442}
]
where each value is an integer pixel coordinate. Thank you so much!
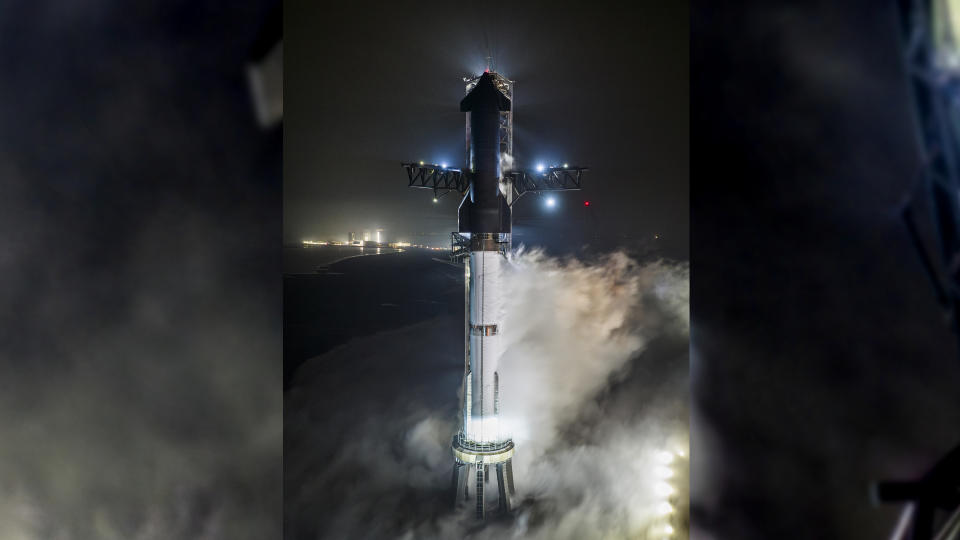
[{"left": 284, "top": 1, "right": 689, "bottom": 261}]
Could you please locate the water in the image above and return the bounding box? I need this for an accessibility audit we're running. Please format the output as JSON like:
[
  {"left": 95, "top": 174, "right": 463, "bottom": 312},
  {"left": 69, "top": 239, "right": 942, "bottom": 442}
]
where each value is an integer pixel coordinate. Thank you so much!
[
  {"left": 283, "top": 245, "right": 401, "bottom": 274},
  {"left": 283, "top": 247, "right": 462, "bottom": 387}
]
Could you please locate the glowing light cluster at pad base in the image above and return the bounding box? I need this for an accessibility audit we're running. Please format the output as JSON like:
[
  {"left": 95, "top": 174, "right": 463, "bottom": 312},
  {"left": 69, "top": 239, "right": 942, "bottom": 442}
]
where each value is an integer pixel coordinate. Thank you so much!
[{"left": 646, "top": 446, "right": 688, "bottom": 538}]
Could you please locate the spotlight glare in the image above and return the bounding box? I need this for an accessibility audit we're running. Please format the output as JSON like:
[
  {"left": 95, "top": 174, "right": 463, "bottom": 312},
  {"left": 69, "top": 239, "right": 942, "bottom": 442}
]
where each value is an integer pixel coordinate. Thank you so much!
[
  {"left": 536, "top": 163, "right": 545, "bottom": 172},
  {"left": 653, "top": 466, "right": 674, "bottom": 479},
  {"left": 654, "top": 482, "right": 674, "bottom": 496},
  {"left": 441, "top": 162, "right": 447, "bottom": 169},
  {"left": 563, "top": 163, "right": 569, "bottom": 168},
  {"left": 432, "top": 197, "right": 438, "bottom": 203},
  {"left": 655, "top": 451, "right": 675, "bottom": 465},
  {"left": 545, "top": 197, "right": 556, "bottom": 208}
]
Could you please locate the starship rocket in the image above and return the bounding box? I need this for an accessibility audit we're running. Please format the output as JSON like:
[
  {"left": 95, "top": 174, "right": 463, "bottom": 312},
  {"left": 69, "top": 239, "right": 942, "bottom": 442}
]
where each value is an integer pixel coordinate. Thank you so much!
[
  {"left": 450, "top": 71, "right": 517, "bottom": 519},
  {"left": 401, "top": 69, "right": 587, "bottom": 519}
]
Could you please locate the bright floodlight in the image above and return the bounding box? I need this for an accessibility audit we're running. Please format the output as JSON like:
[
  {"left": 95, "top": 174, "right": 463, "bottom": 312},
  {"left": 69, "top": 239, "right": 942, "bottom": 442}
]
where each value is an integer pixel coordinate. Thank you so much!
[
  {"left": 546, "top": 197, "right": 556, "bottom": 208},
  {"left": 563, "top": 163, "right": 569, "bottom": 168},
  {"left": 655, "top": 451, "right": 675, "bottom": 465},
  {"left": 536, "top": 163, "right": 545, "bottom": 172},
  {"left": 432, "top": 197, "right": 438, "bottom": 203},
  {"left": 419, "top": 160, "right": 424, "bottom": 165},
  {"left": 441, "top": 162, "right": 447, "bottom": 169},
  {"left": 654, "top": 482, "right": 674, "bottom": 497},
  {"left": 653, "top": 466, "right": 674, "bottom": 479},
  {"left": 935, "top": 0, "right": 960, "bottom": 70}
]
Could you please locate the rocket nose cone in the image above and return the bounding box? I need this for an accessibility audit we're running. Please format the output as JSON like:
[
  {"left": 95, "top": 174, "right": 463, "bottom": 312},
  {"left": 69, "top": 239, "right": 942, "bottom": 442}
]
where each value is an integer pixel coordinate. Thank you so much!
[{"left": 460, "top": 72, "right": 511, "bottom": 112}]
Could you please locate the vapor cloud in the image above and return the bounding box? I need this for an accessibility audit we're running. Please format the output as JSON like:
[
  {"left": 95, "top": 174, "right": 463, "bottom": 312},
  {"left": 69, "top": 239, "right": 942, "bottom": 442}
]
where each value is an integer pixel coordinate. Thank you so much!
[
  {"left": 0, "top": 1, "right": 282, "bottom": 537},
  {"left": 285, "top": 249, "right": 688, "bottom": 539},
  {"left": 0, "top": 188, "right": 281, "bottom": 540}
]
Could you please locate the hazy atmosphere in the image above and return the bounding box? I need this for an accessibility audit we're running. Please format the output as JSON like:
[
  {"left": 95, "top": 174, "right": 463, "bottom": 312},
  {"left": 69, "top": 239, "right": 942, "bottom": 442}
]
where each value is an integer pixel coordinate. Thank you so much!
[
  {"left": 285, "top": 249, "right": 689, "bottom": 538},
  {"left": 284, "top": 0, "right": 689, "bottom": 259},
  {"left": 0, "top": 2, "right": 282, "bottom": 538}
]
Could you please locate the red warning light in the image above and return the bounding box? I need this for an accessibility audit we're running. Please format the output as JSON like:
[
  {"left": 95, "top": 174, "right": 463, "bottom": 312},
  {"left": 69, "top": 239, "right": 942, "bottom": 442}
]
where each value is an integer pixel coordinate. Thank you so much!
[{"left": 584, "top": 200, "right": 591, "bottom": 207}]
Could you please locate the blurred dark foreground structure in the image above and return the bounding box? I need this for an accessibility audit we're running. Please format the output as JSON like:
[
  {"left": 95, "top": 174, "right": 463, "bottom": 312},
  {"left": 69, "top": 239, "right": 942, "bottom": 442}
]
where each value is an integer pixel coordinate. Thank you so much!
[
  {"left": 0, "top": 2, "right": 282, "bottom": 538},
  {"left": 872, "top": 1, "right": 960, "bottom": 538},
  {"left": 692, "top": 1, "right": 960, "bottom": 539}
]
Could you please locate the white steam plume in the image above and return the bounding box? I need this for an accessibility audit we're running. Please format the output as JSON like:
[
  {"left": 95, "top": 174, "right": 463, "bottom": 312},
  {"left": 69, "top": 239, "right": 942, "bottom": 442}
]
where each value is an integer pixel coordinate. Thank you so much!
[{"left": 286, "top": 249, "right": 689, "bottom": 539}]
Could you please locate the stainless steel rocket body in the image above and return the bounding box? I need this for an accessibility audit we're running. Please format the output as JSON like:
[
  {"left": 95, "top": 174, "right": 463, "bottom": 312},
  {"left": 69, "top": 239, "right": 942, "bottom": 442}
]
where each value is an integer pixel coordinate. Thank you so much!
[
  {"left": 465, "top": 248, "right": 507, "bottom": 442},
  {"left": 458, "top": 72, "right": 513, "bottom": 445},
  {"left": 451, "top": 72, "right": 516, "bottom": 519}
]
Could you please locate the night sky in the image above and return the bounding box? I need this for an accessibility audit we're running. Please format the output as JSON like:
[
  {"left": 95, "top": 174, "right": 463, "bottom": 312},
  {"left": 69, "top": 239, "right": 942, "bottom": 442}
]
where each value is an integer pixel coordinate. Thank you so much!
[
  {"left": 285, "top": 1, "right": 688, "bottom": 259},
  {"left": 693, "top": 2, "right": 960, "bottom": 538}
]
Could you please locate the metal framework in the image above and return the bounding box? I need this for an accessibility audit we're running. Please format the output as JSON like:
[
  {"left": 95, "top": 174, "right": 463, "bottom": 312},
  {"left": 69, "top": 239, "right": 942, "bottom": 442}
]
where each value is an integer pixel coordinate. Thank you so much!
[
  {"left": 875, "top": 2, "right": 960, "bottom": 539},
  {"left": 508, "top": 167, "right": 589, "bottom": 198},
  {"left": 402, "top": 163, "right": 469, "bottom": 195},
  {"left": 402, "top": 163, "right": 587, "bottom": 200},
  {"left": 898, "top": 0, "right": 960, "bottom": 341},
  {"left": 451, "top": 232, "right": 470, "bottom": 261},
  {"left": 404, "top": 161, "right": 586, "bottom": 269}
]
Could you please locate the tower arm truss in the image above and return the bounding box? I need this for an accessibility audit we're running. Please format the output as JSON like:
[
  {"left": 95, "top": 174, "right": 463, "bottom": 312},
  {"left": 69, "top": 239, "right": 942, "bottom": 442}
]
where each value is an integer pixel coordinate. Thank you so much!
[
  {"left": 450, "top": 232, "right": 470, "bottom": 262},
  {"left": 507, "top": 167, "right": 588, "bottom": 198},
  {"left": 402, "top": 162, "right": 472, "bottom": 194},
  {"left": 873, "top": 3, "right": 960, "bottom": 540},
  {"left": 897, "top": 0, "right": 960, "bottom": 341}
]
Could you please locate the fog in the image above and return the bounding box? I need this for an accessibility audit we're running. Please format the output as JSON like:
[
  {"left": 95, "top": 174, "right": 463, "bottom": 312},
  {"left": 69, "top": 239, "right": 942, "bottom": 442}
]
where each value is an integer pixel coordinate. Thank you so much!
[{"left": 285, "top": 249, "right": 688, "bottom": 539}]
